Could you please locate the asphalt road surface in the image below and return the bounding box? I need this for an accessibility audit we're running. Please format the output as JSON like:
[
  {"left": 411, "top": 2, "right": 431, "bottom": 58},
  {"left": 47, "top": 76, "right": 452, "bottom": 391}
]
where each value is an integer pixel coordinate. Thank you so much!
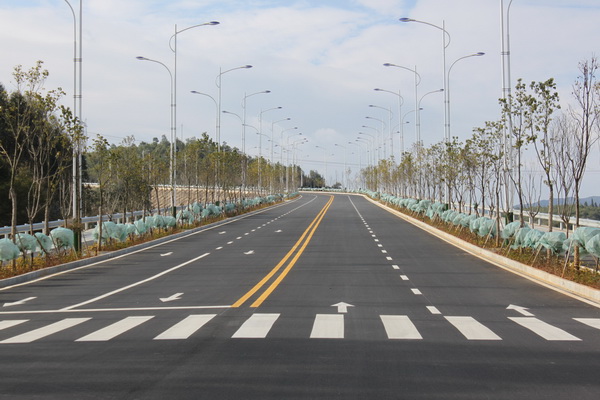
[{"left": 1, "top": 193, "right": 599, "bottom": 399}]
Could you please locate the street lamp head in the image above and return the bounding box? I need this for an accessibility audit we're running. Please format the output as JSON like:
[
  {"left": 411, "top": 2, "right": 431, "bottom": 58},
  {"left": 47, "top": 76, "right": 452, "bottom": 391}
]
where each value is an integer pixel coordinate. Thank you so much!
[
  {"left": 136, "top": 56, "right": 148, "bottom": 61},
  {"left": 244, "top": 65, "right": 253, "bottom": 69},
  {"left": 374, "top": 88, "right": 383, "bottom": 91},
  {"left": 265, "top": 90, "right": 271, "bottom": 93},
  {"left": 399, "top": 17, "right": 415, "bottom": 22},
  {"left": 383, "top": 63, "right": 394, "bottom": 67},
  {"left": 476, "top": 52, "right": 485, "bottom": 56},
  {"left": 209, "top": 21, "right": 220, "bottom": 25}
]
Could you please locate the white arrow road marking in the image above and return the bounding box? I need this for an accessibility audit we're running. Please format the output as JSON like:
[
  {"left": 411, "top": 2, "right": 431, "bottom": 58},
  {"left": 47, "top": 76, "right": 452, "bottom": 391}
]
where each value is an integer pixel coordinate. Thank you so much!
[
  {"left": 331, "top": 302, "right": 354, "bottom": 313},
  {"left": 160, "top": 252, "right": 173, "bottom": 257},
  {"left": 275, "top": 230, "right": 282, "bottom": 233},
  {"left": 160, "top": 293, "right": 183, "bottom": 303},
  {"left": 507, "top": 304, "right": 534, "bottom": 316},
  {"left": 3, "top": 297, "right": 37, "bottom": 308},
  {"left": 244, "top": 250, "right": 255, "bottom": 255}
]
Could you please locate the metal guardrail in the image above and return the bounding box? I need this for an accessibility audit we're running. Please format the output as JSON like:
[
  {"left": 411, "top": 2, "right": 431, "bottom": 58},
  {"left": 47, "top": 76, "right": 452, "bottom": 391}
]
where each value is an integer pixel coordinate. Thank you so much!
[{"left": 0, "top": 207, "right": 179, "bottom": 238}]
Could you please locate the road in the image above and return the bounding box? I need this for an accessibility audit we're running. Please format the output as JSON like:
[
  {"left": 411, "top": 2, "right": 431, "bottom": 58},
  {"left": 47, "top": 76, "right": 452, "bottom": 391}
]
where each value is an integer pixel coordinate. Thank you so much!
[{"left": 0, "top": 193, "right": 599, "bottom": 399}]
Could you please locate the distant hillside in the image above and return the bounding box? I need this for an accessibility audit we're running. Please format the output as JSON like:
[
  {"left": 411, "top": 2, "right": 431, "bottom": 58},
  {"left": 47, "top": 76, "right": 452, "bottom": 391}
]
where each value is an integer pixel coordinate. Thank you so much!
[{"left": 520, "top": 196, "right": 600, "bottom": 208}]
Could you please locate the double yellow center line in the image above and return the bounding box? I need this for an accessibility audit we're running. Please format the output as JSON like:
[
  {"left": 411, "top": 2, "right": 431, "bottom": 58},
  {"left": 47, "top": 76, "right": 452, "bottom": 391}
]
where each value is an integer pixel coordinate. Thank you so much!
[{"left": 233, "top": 195, "right": 334, "bottom": 308}]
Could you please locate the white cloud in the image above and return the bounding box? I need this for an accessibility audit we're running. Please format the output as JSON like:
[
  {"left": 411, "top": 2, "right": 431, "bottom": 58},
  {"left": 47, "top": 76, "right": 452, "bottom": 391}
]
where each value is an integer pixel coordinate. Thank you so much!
[{"left": 1, "top": 0, "right": 599, "bottom": 193}]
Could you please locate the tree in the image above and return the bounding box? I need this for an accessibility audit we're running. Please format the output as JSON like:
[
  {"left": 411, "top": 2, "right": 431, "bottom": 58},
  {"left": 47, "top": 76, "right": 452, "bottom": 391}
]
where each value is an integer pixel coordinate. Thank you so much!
[
  {"left": 568, "top": 57, "right": 600, "bottom": 267},
  {"left": 525, "top": 78, "right": 560, "bottom": 232},
  {"left": 87, "top": 135, "right": 114, "bottom": 250},
  {"left": 0, "top": 61, "right": 54, "bottom": 239},
  {"left": 500, "top": 79, "right": 530, "bottom": 226}
]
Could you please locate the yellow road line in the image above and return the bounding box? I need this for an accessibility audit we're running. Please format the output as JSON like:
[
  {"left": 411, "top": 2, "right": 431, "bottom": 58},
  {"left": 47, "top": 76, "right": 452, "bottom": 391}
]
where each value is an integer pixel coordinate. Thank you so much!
[
  {"left": 250, "top": 196, "right": 333, "bottom": 307},
  {"left": 232, "top": 195, "right": 334, "bottom": 308}
]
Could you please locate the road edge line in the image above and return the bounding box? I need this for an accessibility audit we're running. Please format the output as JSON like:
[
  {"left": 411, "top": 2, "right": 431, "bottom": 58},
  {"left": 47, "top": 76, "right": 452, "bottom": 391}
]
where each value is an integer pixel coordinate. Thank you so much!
[{"left": 364, "top": 195, "right": 600, "bottom": 308}]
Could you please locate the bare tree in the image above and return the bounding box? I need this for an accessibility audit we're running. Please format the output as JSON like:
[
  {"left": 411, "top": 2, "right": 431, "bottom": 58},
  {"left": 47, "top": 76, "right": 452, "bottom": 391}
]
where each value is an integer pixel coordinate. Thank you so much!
[{"left": 569, "top": 57, "right": 600, "bottom": 267}]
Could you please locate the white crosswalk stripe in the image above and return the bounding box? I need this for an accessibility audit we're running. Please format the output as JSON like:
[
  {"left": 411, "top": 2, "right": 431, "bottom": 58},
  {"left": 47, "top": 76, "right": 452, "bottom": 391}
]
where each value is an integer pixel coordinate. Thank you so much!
[
  {"left": 0, "top": 320, "right": 28, "bottom": 331},
  {"left": 232, "top": 313, "right": 280, "bottom": 338},
  {"left": 509, "top": 317, "right": 581, "bottom": 341},
  {"left": 1, "top": 318, "right": 91, "bottom": 344},
  {"left": 574, "top": 318, "right": 600, "bottom": 331},
  {"left": 154, "top": 314, "right": 216, "bottom": 340},
  {"left": 310, "top": 314, "right": 344, "bottom": 339},
  {"left": 1, "top": 313, "right": 597, "bottom": 344},
  {"left": 76, "top": 316, "right": 153, "bottom": 342},
  {"left": 380, "top": 315, "right": 422, "bottom": 339},
  {"left": 445, "top": 316, "right": 502, "bottom": 341}
]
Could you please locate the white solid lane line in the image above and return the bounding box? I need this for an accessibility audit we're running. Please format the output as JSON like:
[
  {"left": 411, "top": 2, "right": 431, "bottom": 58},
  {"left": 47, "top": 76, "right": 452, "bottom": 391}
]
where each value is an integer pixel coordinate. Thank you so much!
[
  {"left": 380, "top": 315, "right": 422, "bottom": 340},
  {"left": 445, "top": 316, "right": 502, "bottom": 340},
  {"left": 509, "top": 317, "right": 581, "bottom": 341},
  {"left": 76, "top": 316, "right": 154, "bottom": 342},
  {"left": 310, "top": 314, "right": 344, "bottom": 339},
  {"left": 232, "top": 313, "right": 280, "bottom": 339},
  {"left": 154, "top": 314, "right": 217, "bottom": 340},
  {"left": 1, "top": 318, "right": 90, "bottom": 344},
  {"left": 61, "top": 253, "right": 210, "bottom": 311}
]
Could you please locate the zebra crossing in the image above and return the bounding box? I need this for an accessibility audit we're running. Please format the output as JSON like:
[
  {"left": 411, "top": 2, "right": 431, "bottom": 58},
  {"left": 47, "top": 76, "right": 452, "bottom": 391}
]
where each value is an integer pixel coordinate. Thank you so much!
[{"left": 0, "top": 313, "right": 598, "bottom": 344}]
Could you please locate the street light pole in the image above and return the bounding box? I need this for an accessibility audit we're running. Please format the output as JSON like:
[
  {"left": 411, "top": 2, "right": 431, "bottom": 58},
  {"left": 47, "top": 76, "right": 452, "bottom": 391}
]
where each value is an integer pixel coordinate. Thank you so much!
[
  {"left": 369, "top": 105, "right": 393, "bottom": 160},
  {"left": 242, "top": 90, "right": 270, "bottom": 195},
  {"left": 168, "top": 21, "right": 219, "bottom": 215},
  {"left": 63, "top": 0, "right": 83, "bottom": 250},
  {"left": 374, "top": 88, "right": 404, "bottom": 161},
  {"left": 137, "top": 56, "right": 175, "bottom": 216},
  {"left": 216, "top": 65, "right": 253, "bottom": 152},
  {"left": 383, "top": 63, "right": 421, "bottom": 151}
]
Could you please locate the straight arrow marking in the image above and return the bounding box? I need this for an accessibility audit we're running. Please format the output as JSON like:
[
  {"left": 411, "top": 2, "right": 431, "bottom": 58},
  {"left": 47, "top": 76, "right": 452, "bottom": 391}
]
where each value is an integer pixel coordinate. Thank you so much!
[
  {"left": 507, "top": 304, "right": 534, "bottom": 317},
  {"left": 3, "top": 297, "right": 37, "bottom": 308},
  {"left": 332, "top": 302, "right": 354, "bottom": 313},
  {"left": 160, "top": 293, "right": 183, "bottom": 303}
]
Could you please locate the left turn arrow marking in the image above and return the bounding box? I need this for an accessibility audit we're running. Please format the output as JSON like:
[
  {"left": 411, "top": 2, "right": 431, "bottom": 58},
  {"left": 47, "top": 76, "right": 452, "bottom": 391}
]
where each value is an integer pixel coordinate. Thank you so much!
[
  {"left": 160, "top": 293, "right": 183, "bottom": 303},
  {"left": 3, "top": 297, "right": 37, "bottom": 307}
]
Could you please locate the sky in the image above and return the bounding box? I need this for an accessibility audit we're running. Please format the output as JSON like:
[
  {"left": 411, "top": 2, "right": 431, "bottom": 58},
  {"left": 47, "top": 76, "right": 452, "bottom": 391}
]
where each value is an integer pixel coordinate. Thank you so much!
[{"left": 1, "top": 0, "right": 599, "bottom": 196}]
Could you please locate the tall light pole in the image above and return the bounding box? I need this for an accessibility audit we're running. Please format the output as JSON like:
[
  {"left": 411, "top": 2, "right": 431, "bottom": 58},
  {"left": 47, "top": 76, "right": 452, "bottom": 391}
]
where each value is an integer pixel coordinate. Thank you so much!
[
  {"left": 374, "top": 88, "right": 404, "bottom": 161},
  {"left": 216, "top": 65, "right": 252, "bottom": 152},
  {"left": 63, "top": 0, "right": 83, "bottom": 250},
  {"left": 257, "top": 106, "right": 282, "bottom": 192},
  {"left": 222, "top": 110, "right": 245, "bottom": 199},
  {"left": 400, "top": 18, "right": 450, "bottom": 145},
  {"left": 243, "top": 90, "right": 270, "bottom": 195},
  {"left": 383, "top": 63, "right": 421, "bottom": 151},
  {"left": 417, "top": 88, "right": 444, "bottom": 146},
  {"left": 369, "top": 105, "right": 393, "bottom": 160},
  {"left": 169, "top": 21, "right": 219, "bottom": 211},
  {"left": 365, "top": 116, "right": 385, "bottom": 160},
  {"left": 501, "top": 0, "right": 516, "bottom": 214},
  {"left": 447, "top": 52, "right": 485, "bottom": 138},
  {"left": 335, "top": 143, "right": 348, "bottom": 189},
  {"left": 136, "top": 56, "right": 175, "bottom": 216},
  {"left": 190, "top": 90, "right": 218, "bottom": 136}
]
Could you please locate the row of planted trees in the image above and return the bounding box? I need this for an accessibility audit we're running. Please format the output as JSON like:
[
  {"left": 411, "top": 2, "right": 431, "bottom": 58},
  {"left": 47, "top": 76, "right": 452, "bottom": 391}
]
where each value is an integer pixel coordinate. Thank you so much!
[
  {"left": 361, "top": 58, "right": 600, "bottom": 238},
  {"left": 0, "top": 61, "right": 305, "bottom": 243},
  {"left": 87, "top": 132, "right": 304, "bottom": 222}
]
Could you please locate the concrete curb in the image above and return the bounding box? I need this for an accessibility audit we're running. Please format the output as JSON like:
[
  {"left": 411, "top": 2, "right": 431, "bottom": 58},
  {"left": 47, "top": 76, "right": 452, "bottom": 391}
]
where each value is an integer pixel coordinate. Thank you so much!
[
  {"left": 365, "top": 196, "right": 600, "bottom": 307},
  {"left": 0, "top": 199, "right": 296, "bottom": 289}
]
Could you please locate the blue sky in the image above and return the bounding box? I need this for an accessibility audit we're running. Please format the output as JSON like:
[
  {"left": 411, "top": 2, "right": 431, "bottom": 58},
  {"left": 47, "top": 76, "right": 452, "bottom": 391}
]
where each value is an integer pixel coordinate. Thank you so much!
[{"left": 1, "top": 0, "right": 599, "bottom": 196}]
